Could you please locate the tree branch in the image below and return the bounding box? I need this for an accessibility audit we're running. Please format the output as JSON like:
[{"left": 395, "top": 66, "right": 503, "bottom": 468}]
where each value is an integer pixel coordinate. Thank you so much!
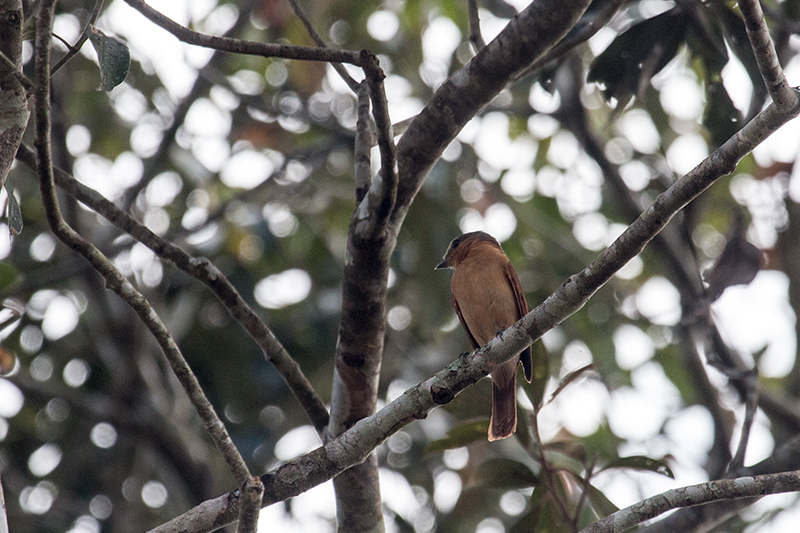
[
  {"left": 122, "top": 0, "right": 363, "bottom": 65},
  {"left": 284, "top": 0, "right": 360, "bottom": 92},
  {"left": 15, "top": 143, "right": 332, "bottom": 435},
  {"left": 581, "top": 471, "right": 800, "bottom": 533},
  {"left": 50, "top": 0, "right": 104, "bottom": 75},
  {"left": 467, "top": 0, "right": 487, "bottom": 51},
  {"left": 33, "top": 0, "right": 251, "bottom": 486},
  {"left": 394, "top": 0, "right": 592, "bottom": 226},
  {"left": 737, "top": 0, "right": 797, "bottom": 110}
]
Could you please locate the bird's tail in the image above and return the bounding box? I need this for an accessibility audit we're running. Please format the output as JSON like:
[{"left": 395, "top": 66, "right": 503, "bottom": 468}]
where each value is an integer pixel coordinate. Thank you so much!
[{"left": 488, "top": 376, "right": 517, "bottom": 441}]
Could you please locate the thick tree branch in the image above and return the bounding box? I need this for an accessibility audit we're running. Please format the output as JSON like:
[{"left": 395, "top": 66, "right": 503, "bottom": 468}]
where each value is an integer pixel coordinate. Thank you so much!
[
  {"left": 236, "top": 477, "right": 263, "bottom": 533},
  {"left": 393, "top": 0, "right": 592, "bottom": 226},
  {"left": 738, "top": 0, "right": 797, "bottom": 110},
  {"left": 15, "top": 143, "right": 332, "bottom": 435},
  {"left": 122, "top": 0, "right": 363, "bottom": 65},
  {"left": 0, "top": 0, "right": 28, "bottom": 192},
  {"left": 33, "top": 0, "right": 251, "bottom": 486},
  {"left": 0, "top": 474, "right": 7, "bottom": 533},
  {"left": 581, "top": 471, "right": 800, "bottom": 533}
]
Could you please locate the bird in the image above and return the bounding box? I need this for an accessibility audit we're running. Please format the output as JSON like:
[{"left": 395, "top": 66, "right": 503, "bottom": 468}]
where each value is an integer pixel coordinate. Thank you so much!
[{"left": 436, "top": 231, "right": 532, "bottom": 441}]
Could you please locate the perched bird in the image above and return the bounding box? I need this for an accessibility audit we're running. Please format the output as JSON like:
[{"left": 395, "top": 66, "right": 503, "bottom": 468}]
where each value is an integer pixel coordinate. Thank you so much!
[{"left": 436, "top": 231, "right": 532, "bottom": 441}]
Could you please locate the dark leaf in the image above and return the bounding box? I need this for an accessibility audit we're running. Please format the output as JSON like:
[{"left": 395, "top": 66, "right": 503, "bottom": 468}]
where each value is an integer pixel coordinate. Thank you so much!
[
  {"left": 588, "top": 9, "right": 689, "bottom": 106},
  {"left": 468, "top": 458, "right": 539, "bottom": 489},
  {"left": 703, "top": 81, "right": 743, "bottom": 149},
  {"left": 601, "top": 455, "right": 675, "bottom": 478},
  {"left": 425, "top": 420, "right": 489, "bottom": 453},
  {"left": 585, "top": 483, "right": 620, "bottom": 518},
  {"left": 543, "top": 449, "right": 586, "bottom": 477},
  {"left": 88, "top": 26, "right": 131, "bottom": 91},
  {"left": 704, "top": 213, "right": 762, "bottom": 301}
]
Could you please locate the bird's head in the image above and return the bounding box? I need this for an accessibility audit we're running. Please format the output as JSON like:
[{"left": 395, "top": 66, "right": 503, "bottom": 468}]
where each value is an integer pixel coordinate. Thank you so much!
[{"left": 435, "top": 231, "right": 501, "bottom": 270}]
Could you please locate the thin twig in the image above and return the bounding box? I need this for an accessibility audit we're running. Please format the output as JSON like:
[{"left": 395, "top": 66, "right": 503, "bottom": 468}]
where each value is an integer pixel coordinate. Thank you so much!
[
  {"left": 728, "top": 369, "right": 760, "bottom": 472},
  {"left": 284, "top": 0, "right": 360, "bottom": 92},
  {"left": 737, "top": 0, "right": 798, "bottom": 110},
  {"left": 51, "top": 0, "right": 105, "bottom": 75},
  {"left": 359, "top": 50, "right": 397, "bottom": 236},
  {"left": 467, "top": 0, "right": 487, "bottom": 50},
  {"left": 580, "top": 470, "right": 800, "bottom": 533},
  {"left": 33, "top": 0, "right": 251, "bottom": 486},
  {"left": 16, "top": 142, "right": 332, "bottom": 435},
  {"left": 123, "top": 0, "right": 362, "bottom": 65}
]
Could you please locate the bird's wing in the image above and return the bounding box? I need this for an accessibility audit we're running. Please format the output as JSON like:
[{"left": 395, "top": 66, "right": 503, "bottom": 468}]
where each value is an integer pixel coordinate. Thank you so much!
[
  {"left": 506, "top": 261, "right": 533, "bottom": 383},
  {"left": 453, "top": 295, "right": 481, "bottom": 351}
]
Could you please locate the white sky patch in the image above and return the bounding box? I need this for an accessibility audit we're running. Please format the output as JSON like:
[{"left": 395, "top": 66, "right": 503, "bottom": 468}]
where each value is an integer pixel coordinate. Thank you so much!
[
  {"left": 616, "top": 109, "right": 661, "bottom": 154},
  {"left": 28, "top": 443, "right": 62, "bottom": 477},
  {"left": 554, "top": 378, "right": 608, "bottom": 436},
  {"left": 659, "top": 75, "right": 705, "bottom": 121},
  {"left": 614, "top": 324, "right": 655, "bottom": 369},
  {"left": 474, "top": 112, "right": 537, "bottom": 170},
  {"left": 636, "top": 276, "right": 681, "bottom": 326},
  {"left": 380, "top": 468, "right": 424, "bottom": 526},
  {"left": 274, "top": 425, "right": 320, "bottom": 461},
  {"left": 722, "top": 51, "right": 753, "bottom": 114},
  {"left": 0, "top": 378, "right": 23, "bottom": 417},
  {"left": 712, "top": 271, "right": 796, "bottom": 378},
  {"left": 422, "top": 17, "right": 461, "bottom": 65},
  {"left": 367, "top": 10, "right": 399, "bottom": 41},
  {"left": 255, "top": 269, "right": 312, "bottom": 309},
  {"left": 608, "top": 386, "right": 668, "bottom": 441},
  {"left": 42, "top": 296, "right": 80, "bottom": 340},
  {"left": 221, "top": 150, "right": 275, "bottom": 189},
  {"left": 476, "top": 9, "right": 510, "bottom": 43},
  {"left": 666, "top": 133, "right": 709, "bottom": 176}
]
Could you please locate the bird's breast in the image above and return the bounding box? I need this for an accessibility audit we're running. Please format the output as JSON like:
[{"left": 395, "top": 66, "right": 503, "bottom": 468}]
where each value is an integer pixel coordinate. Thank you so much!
[{"left": 451, "top": 258, "right": 519, "bottom": 346}]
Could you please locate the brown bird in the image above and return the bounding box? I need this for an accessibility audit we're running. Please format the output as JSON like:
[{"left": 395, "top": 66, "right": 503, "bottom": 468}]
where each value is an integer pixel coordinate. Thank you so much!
[{"left": 436, "top": 231, "right": 532, "bottom": 441}]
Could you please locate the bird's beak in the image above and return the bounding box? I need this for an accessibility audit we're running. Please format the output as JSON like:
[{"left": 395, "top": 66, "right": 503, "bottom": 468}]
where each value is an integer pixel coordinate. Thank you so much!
[{"left": 435, "top": 260, "right": 449, "bottom": 270}]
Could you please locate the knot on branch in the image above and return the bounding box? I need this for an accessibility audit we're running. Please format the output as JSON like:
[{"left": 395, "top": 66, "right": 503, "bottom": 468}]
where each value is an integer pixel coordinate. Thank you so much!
[{"left": 431, "top": 381, "right": 454, "bottom": 405}]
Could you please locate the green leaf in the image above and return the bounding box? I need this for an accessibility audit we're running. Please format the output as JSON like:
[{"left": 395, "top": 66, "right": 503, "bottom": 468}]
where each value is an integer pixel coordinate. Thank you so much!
[
  {"left": 601, "top": 455, "right": 675, "bottom": 478},
  {"left": 88, "top": 26, "right": 130, "bottom": 91},
  {"left": 585, "top": 483, "right": 620, "bottom": 518},
  {"left": 7, "top": 191, "right": 22, "bottom": 236},
  {"left": 425, "top": 420, "right": 489, "bottom": 453},
  {"left": 468, "top": 458, "right": 539, "bottom": 489},
  {"left": 542, "top": 448, "right": 586, "bottom": 477}
]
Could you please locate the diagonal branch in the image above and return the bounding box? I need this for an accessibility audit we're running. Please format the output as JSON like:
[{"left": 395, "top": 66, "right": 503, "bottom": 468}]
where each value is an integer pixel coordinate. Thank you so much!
[
  {"left": 33, "top": 0, "right": 251, "bottom": 486},
  {"left": 15, "top": 143, "right": 331, "bottom": 435},
  {"left": 737, "top": 0, "right": 798, "bottom": 110},
  {"left": 580, "top": 470, "right": 800, "bottom": 533},
  {"left": 122, "top": 0, "right": 362, "bottom": 65},
  {"left": 149, "top": 87, "right": 800, "bottom": 533}
]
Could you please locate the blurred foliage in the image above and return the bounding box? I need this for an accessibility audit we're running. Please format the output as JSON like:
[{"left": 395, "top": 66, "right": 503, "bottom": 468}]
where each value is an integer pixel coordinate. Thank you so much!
[{"left": 2, "top": 0, "right": 800, "bottom": 531}]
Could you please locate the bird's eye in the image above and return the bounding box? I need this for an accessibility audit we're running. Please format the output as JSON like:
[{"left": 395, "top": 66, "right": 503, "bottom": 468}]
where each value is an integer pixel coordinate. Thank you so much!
[{"left": 451, "top": 237, "right": 461, "bottom": 249}]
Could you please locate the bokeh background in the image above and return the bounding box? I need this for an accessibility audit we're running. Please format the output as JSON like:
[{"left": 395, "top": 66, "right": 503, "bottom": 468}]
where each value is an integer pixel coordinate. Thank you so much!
[{"left": 3, "top": 0, "right": 800, "bottom": 531}]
